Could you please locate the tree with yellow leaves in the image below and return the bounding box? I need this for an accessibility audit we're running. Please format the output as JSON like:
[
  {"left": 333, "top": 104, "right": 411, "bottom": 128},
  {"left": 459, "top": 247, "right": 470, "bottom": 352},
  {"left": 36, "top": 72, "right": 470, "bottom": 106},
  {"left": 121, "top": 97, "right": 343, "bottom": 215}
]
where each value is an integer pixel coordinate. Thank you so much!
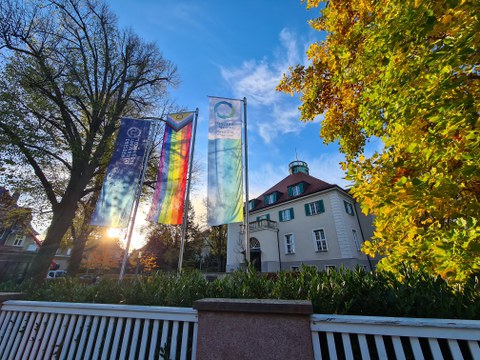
[{"left": 278, "top": 0, "right": 480, "bottom": 283}]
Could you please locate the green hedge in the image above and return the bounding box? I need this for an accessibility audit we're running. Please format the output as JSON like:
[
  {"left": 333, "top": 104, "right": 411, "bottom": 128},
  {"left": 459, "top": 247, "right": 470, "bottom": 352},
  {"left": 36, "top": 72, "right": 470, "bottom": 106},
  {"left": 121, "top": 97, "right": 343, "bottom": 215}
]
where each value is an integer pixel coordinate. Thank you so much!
[{"left": 2, "top": 266, "right": 479, "bottom": 319}]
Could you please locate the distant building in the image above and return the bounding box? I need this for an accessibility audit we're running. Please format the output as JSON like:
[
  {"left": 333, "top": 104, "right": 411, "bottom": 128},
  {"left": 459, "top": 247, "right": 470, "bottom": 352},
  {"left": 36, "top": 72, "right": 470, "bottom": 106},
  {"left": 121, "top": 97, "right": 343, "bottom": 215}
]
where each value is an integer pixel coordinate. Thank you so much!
[
  {"left": 226, "top": 161, "right": 378, "bottom": 272},
  {"left": 0, "top": 187, "right": 72, "bottom": 281},
  {"left": 0, "top": 187, "right": 41, "bottom": 282}
]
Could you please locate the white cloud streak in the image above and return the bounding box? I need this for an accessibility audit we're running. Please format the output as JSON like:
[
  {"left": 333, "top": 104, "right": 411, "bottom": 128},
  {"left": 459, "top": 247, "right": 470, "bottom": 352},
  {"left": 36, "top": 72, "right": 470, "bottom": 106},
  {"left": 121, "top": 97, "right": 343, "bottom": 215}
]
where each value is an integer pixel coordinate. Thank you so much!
[{"left": 219, "top": 28, "right": 307, "bottom": 143}]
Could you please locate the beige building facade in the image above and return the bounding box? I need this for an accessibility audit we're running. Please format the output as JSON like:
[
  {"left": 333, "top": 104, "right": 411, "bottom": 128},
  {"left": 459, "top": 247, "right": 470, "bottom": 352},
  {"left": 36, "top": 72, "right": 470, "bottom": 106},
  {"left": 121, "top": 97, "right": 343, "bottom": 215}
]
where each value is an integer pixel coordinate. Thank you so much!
[{"left": 226, "top": 161, "right": 377, "bottom": 272}]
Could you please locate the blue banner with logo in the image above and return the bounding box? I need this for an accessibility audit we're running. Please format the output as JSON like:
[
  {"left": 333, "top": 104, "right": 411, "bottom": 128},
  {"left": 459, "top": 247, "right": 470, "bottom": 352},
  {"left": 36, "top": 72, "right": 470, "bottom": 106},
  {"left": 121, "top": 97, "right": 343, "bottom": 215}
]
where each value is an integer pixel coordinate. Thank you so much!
[{"left": 91, "top": 118, "right": 151, "bottom": 228}]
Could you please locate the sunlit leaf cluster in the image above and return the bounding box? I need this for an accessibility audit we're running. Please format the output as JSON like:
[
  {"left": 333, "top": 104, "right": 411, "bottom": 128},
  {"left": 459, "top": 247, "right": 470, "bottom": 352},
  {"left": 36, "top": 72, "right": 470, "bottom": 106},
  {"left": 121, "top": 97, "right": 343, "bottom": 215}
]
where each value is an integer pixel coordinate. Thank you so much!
[{"left": 278, "top": 0, "right": 480, "bottom": 283}]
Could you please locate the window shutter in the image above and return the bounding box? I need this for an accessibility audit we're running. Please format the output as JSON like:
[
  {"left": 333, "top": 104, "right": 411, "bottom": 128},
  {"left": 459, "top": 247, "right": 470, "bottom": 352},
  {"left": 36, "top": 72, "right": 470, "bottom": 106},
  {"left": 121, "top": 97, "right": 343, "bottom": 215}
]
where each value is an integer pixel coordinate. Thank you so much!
[
  {"left": 305, "top": 203, "right": 311, "bottom": 216},
  {"left": 290, "top": 208, "right": 295, "bottom": 220},
  {"left": 318, "top": 200, "right": 325, "bottom": 213},
  {"left": 287, "top": 186, "right": 293, "bottom": 197},
  {"left": 279, "top": 210, "right": 283, "bottom": 222},
  {"left": 264, "top": 195, "right": 269, "bottom": 204},
  {"left": 344, "top": 201, "right": 348, "bottom": 212},
  {"left": 256, "top": 216, "right": 260, "bottom": 221},
  {"left": 266, "top": 214, "right": 270, "bottom": 220},
  {"left": 299, "top": 182, "right": 304, "bottom": 193}
]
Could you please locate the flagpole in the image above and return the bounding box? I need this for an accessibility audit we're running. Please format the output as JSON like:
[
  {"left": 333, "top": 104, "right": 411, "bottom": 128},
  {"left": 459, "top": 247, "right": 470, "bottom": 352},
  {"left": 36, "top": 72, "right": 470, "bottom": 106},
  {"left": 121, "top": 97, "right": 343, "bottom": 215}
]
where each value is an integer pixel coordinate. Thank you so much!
[
  {"left": 119, "top": 121, "right": 157, "bottom": 281},
  {"left": 178, "top": 109, "right": 199, "bottom": 272},
  {"left": 243, "top": 97, "right": 250, "bottom": 266}
]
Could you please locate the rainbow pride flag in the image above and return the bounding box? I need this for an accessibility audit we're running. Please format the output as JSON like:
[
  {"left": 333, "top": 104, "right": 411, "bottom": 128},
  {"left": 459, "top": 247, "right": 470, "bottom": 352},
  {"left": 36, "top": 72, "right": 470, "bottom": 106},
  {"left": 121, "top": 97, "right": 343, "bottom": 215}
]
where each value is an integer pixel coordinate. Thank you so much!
[{"left": 148, "top": 112, "right": 194, "bottom": 225}]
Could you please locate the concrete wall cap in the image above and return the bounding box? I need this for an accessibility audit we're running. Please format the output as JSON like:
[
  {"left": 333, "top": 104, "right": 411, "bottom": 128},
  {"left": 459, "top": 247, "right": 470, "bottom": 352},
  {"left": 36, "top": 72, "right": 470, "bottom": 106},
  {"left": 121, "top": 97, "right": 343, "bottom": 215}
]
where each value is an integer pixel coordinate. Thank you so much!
[{"left": 193, "top": 298, "right": 313, "bottom": 315}]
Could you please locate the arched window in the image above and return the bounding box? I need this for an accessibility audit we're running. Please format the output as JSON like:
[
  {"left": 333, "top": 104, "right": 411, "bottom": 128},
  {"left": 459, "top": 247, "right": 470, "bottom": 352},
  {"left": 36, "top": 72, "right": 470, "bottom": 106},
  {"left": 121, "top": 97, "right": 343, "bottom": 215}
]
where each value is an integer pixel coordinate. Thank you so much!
[{"left": 250, "top": 237, "right": 261, "bottom": 250}]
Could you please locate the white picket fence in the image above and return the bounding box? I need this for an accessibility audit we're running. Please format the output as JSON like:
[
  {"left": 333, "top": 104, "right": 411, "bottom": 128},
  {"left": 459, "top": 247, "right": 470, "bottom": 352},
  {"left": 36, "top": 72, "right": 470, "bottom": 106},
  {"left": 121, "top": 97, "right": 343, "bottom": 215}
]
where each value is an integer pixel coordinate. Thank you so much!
[
  {"left": 0, "top": 301, "right": 198, "bottom": 360},
  {"left": 311, "top": 314, "right": 480, "bottom": 359}
]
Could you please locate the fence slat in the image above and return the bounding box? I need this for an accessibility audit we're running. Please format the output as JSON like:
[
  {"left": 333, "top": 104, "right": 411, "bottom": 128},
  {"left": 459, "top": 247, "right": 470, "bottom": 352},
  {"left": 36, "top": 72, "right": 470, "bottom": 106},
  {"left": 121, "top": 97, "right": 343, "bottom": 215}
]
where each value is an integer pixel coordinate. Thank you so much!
[
  {"left": 326, "top": 332, "right": 337, "bottom": 359},
  {"left": 374, "top": 335, "right": 387, "bottom": 359},
  {"left": 149, "top": 319, "right": 160, "bottom": 360},
  {"left": 43, "top": 312, "right": 63, "bottom": 360},
  {"left": 170, "top": 321, "right": 180, "bottom": 359},
  {"left": 53, "top": 314, "right": 71, "bottom": 360},
  {"left": 428, "top": 338, "right": 443, "bottom": 358},
  {"left": 1, "top": 301, "right": 198, "bottom": 360},
  {"left": 14, "top": 312, "right": 37, "bottom": 360},
  {"left": 101, "top": 317, "right": 116, "bottom": 360},
  {"left": 180, "top": 322, "right": 190, "bottom": 360},
  {"left": 410, "top": 338, "right": 425, "bottom": 360},
  {"left": 357, "top": 334, "right": 370, "bottom": 360},
  {"left": 84, "top": 315, "right": 100, "bottom": 359},
  {"left": 119, "top": 318, "right": 132, "bottom": 360},
  {"left": 160, "top": 320, "right": 170, "bottom": 355},
  {"left": 10, "top": 312, "right": 29, "bottom": 358},
  {"left": 138, "top": 319, "right": 150, "bottom": 359},
  {"left": 128, "top": 318, "right": 142, "bottom": 360},
  {"left": 67, "top": 315, "right": 84, "bottom": 359},
  {"left": 0, "top": 311, "right": 14, "bottom": 356},
  {"left": 311, "top": 330, "right": 321, "bottom": 360},
  {"left": 391, "top": 336, "right": 406, "bottom": 360},
  {"left": 447, "top": 339, "right": 463, "bottom": 360},
  {"left": 92, "top": 317, "right": 108, "bottom": 359},
  {"left": 468, "top": 340, "right": 480, "bottom": 358},
  {"left": 3, "top": 311, "right": 24, "bottom": 357},
  {"left": 341, "top": 333, "right": 354, "bottom": 360},
  {"left": 28, "top": 312, "right": 47, "bottom": 359},
  {"left": 110, "top": 317, "right": 124, "bottom": 360}
]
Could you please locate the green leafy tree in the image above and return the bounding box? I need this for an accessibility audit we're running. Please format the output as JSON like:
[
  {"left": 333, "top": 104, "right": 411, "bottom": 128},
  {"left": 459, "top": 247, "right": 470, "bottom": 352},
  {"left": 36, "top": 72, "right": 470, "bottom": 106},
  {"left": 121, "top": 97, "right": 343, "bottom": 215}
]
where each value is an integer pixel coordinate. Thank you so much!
[
  {"left": 278, "top": 0, "right": 480, "bottom": 283},
  {"left": 0, "top": 0, "right": 177, "bottom": 281}
]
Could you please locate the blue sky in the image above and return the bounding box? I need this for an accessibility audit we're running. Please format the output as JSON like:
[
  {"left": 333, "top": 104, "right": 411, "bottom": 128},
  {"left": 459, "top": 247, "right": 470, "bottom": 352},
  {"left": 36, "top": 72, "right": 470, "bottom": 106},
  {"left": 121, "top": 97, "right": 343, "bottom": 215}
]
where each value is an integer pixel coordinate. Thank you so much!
[{"left": 107, "top": 1, "right": 350, "bottom": 230}]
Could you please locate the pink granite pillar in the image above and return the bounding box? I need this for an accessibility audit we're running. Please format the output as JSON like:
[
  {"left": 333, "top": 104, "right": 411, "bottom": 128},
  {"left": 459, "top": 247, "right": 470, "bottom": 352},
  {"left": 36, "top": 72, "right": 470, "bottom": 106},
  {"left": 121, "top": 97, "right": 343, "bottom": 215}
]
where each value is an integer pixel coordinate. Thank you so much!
[{"left": 193, "top": 298, "right": 314, "bottom": 360}]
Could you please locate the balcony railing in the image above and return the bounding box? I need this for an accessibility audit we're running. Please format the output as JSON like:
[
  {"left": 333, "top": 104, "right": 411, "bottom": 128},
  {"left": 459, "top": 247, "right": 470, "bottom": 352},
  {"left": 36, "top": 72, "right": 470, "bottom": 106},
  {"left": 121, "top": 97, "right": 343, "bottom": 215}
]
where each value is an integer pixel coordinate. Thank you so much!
[{"left": 249, "top": 219, "right": 278, "bottom": 232}]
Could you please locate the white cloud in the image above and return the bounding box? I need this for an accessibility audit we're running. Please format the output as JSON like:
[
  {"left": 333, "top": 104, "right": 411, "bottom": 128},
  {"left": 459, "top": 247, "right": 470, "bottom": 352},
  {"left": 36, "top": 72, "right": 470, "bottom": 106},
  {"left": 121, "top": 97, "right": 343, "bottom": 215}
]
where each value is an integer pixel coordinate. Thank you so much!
[{"left": 219, "top": 28, "right": 308, "bottom": 143}]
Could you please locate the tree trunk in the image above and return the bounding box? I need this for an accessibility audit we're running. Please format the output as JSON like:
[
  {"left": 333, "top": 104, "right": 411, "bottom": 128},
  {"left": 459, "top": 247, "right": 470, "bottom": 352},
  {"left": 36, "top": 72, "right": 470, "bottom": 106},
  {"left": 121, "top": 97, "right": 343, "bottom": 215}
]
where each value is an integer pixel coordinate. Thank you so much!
[
  {"left": 26, "top": 199, "right": 78, "bottom": 283},
  {"left": 68, "top": 226, "right": 91, "bottom": 276}
]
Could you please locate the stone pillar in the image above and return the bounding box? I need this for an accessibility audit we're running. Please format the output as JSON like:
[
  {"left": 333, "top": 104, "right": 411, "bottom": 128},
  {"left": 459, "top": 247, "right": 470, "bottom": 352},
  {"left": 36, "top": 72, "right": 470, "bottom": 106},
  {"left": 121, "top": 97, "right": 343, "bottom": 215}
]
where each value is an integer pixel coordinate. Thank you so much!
[{"left": 193, "top": 298, "right": 314, "bottom": 360}]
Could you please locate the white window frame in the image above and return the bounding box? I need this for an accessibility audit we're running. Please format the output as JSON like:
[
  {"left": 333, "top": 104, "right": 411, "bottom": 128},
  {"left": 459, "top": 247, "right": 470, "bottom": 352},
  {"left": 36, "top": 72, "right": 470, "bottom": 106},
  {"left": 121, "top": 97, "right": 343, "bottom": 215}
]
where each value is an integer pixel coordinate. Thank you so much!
[
  {"left": 325, "top": 265, "right": 336, "bottom": 273},
  {"left": 291, "top": 184, "right": 302, "bottom": 196},
  {"left": 312, "top": 228, "right": 328, "bottom": 252},
  {"left": 307, "top": 201, "right": 323, "bottom": 215},
  {"left": 284, "top": 233, "right": 295, "bottom": 254},
  {"left": 344, "top": 201, "right": 355, "bottom": 216},
  {"left": 13, "top": 234, "right": 24, "bottom": 247},
  {"left": 280, "top": 208, "right": 293, "bottom": 222},
  {"left": 352, "top": 229, "right": 361, "bottom": 251},
  {"left": 265, "top": 193, "right": 276, "bottom": 205}
]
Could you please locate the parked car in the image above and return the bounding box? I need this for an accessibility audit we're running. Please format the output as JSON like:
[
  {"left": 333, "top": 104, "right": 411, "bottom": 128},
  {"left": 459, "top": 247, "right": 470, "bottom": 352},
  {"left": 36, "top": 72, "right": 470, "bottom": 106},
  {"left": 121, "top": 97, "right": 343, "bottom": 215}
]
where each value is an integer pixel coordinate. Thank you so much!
[{"left": 46, "top": 270, "right": 67, "bottom": 279}]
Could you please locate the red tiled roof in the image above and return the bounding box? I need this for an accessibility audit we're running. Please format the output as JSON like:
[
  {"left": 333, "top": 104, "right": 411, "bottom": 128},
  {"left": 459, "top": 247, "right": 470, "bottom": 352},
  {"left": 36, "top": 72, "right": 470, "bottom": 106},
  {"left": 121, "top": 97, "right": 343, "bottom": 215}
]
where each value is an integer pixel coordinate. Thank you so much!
[{"left": 250, "top": 172, "right": 340, "bottom": 211}]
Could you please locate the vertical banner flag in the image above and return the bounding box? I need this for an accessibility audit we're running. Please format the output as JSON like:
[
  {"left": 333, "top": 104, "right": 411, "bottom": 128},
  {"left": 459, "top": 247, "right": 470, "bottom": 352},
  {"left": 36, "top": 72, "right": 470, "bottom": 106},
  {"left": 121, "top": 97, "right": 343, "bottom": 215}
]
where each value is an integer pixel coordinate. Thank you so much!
[
  {"left": 148, "top": 112, "right": 194, "bottom": 225},
  {"left": 91, "top": 118, "right": 151, "bottom": 227},
  {"left": 207, "top": 97, "right": 244, "bottom": 225}
]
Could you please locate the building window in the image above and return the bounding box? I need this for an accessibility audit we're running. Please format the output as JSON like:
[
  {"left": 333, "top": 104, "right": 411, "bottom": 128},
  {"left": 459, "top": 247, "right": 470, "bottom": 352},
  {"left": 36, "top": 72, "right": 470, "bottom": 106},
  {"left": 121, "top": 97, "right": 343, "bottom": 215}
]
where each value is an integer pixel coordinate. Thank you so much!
[
  {"left": 344, "top": 201, "right": 355, "bottom": 216},
  {"left": 284, "top": 233, "right": 295, "bottom": 254},
  {"left": 305, "top": 200, "right": 325, "bottom": 216},
  {"left": 352, "top": 229, "right": 361, "bottom": 251},
  {"left": 248, "top": 200, "right": 256, "bottom": 211},
  {"left": 325, "top": 265, "right": 336, "bottom": 274},
  {"left": 256, "top": 214, "right": 270, "bottom": 221},
  {"left": 264, "top": 192, "right": 277, "bottom": 205},
  {"left": 250, "top": 238, "right": 261, "bottom": 250},
  {"left": 13, "top": 234, "right": 24, "bottom": 247},
  {"left": 313, "top": 228, "right": 328, "bottom": 252},
  {"left": 279, "top": 208, "right": 294, "bottom": 222},
  {"left": 288, "top": 183, "right": 304, "bottom": 197}
]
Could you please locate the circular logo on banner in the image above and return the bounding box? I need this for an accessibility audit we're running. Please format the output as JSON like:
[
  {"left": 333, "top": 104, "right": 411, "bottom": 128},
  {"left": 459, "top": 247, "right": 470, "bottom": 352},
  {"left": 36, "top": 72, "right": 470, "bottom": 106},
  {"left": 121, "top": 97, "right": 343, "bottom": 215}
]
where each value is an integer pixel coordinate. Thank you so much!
[
  {"left": 127, "top": 127, "right": 142, "bottom": 138},
  {"left": 214, "top": 101, "right": 236, "bottom": 119}
]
